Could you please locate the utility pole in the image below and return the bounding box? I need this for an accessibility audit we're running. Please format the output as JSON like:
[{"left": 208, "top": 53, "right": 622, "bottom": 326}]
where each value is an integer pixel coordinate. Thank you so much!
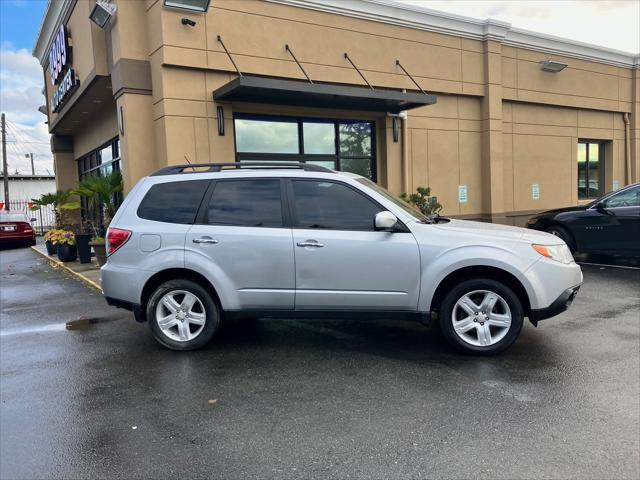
[
  {"left": 25, "top": 153, "right": 35, "bottom": 175},
  {"left": 1, "top": 113, "right": 8, "bottom": 210}
]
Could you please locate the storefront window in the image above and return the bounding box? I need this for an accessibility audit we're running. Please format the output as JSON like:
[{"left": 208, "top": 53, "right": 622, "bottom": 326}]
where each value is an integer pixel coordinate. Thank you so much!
[
  {"left": 235, "top": 119, "right": 299, "bottom": 154},
  {"left": 77, "top": 137, "right": 122, "bottom": 233},
  {"left": 234, "top": 115, "right": 376, "bottom": 181},
  {"left": 578, "top": 141, "right": 604, "bottom": 199},
  {"left": 303, "top": 122, "right": 335, "bottom": 154}
]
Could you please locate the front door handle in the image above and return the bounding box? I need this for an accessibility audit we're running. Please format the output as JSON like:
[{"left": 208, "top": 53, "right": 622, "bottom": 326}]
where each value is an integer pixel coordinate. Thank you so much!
[
  {"left": 296, "top": 240, "right": 324, "bottom": 248},
  {"left": 193, "top": 237, "right": 219, "bottom": 244}
]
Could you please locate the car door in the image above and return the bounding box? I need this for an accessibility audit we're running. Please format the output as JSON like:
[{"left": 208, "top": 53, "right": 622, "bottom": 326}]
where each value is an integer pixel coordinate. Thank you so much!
[
  {"left": 575, "top": 185, "right": 640, "bottom": 253},
  {"left": 597, "top": 185, "right": 640, "bottom": 253},
  {"left": 185, "top": 178, "right": 295, "bottom": 311},
  {"left": 288, "top": 178, "right": 421, "bottom": 311}
]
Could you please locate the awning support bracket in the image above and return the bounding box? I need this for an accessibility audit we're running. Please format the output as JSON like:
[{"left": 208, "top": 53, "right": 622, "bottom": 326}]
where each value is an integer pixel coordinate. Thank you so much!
[
  {"left": 285, "top": 45, "right": 313, "bottom": 84},
  {"left": 217, "top": 35, "right": 243, "bottom": 77},
  {"left": 344, "top": 53, "right": 374, "bottom": 90},
  {"left": 396, "top": 60, "right": 427, "bottom": 95}
]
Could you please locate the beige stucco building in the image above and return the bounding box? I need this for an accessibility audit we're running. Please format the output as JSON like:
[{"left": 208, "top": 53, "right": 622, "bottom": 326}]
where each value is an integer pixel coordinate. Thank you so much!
[{"left": 34, "top": 0, "right": 639, "bottom": 225}]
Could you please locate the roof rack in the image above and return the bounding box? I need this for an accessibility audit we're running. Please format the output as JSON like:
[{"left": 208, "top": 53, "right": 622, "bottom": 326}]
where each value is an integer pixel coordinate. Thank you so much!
[{"left": 151, "top": 162, "right": 335, "bottom": 176}]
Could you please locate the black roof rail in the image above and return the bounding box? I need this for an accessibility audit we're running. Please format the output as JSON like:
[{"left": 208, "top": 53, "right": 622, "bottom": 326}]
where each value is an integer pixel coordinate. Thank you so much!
[{"left": 151, "top": 162, "right": 335, "bottom": 176}]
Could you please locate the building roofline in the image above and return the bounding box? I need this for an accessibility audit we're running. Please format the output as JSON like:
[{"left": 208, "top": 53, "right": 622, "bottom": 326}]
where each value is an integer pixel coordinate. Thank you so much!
[{"left": 266, "top": 0, "right": 639, "bottom": 69}]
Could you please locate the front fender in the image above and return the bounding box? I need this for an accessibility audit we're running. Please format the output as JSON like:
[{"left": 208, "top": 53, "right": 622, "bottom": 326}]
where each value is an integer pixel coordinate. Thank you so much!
[{"left": 417, "top": 244, "right": 538, "bottom": 312}]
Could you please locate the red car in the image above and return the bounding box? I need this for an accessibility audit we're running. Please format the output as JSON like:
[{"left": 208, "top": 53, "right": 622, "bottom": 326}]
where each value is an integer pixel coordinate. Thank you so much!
[{"left": 0, "top": 211, "right": 37, "bottom": 247}]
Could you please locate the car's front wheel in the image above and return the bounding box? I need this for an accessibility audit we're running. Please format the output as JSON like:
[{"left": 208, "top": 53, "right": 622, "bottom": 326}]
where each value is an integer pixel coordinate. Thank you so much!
[
  {"left": 439, "top": 279, "right": 524, "bottom": 355},
  {"left": 147, "top": 279, "right": 219, "bottom": 351}
]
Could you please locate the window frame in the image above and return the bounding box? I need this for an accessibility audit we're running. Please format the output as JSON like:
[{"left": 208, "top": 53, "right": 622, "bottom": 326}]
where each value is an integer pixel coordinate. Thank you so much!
[
  {"left": 577, "top": 140, "right": 605, "bottom": 200},
  {"left": 233, "top": 113, "right": 377, "bottom": 182}
]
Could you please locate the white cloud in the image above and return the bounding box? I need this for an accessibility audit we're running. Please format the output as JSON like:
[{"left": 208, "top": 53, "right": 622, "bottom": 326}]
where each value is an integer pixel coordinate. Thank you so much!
[
  {"left": 399, "top": 0, "right": 640, "bottom": 53},
  {"left": 0, "top": 46, "right": 53, "bottom": 175}
]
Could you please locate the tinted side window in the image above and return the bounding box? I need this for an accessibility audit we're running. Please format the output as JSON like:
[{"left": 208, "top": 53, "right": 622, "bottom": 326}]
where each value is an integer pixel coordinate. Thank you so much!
[
  {"left": 291, "top": 180, "right": 382, "bottom": 230},
  {"left": 603, "top": 186, "right": 640, "bottom": 208},
  {"left": 207, "top": 180, "right": 283, "bottom": 227},
  {"left": 137, "top": 180, "right": 209, "bottom": 224}
]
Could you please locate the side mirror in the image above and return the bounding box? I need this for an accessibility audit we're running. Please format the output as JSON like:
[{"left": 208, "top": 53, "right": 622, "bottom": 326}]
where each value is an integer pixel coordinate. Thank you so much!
[{"left": 374, "top": 211, "right": 398, "bottom": 231}]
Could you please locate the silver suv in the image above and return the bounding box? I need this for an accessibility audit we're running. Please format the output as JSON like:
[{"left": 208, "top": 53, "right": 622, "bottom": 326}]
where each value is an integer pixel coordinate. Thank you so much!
[{"left": 101, "top": 163, "right": 582, "bottom": 355}]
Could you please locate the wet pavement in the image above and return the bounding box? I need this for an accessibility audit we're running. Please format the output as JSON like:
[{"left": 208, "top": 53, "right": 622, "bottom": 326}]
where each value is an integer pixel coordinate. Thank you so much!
[{"left": 1, "top": 245, "right": 639, "bottom": 479}]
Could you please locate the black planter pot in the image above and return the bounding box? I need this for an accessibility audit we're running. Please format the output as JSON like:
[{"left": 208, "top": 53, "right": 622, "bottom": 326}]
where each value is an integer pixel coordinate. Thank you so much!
[
  {"left": 75, "top": 234, "right": 92, "bottom": 264},
  {"left": 56, "top": 244, "right": 78, "bottom": 263},
  {"left": 45, "top": 240, "right": 57, "bottom": 256}
]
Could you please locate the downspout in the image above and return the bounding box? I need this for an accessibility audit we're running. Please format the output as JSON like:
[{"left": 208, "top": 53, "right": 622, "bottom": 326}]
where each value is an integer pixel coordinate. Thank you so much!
[
  {"left": 623, "top": 113, "right": 631, "bottom": 184},
  {"left": 402, "top": 115, "right": 409, "bottom": 193}
]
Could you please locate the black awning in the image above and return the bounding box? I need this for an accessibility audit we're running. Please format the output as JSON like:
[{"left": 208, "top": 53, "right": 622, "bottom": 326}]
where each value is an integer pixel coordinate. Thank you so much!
[{"left": 212, "top": 75, "right": 436, "bottom": 113}]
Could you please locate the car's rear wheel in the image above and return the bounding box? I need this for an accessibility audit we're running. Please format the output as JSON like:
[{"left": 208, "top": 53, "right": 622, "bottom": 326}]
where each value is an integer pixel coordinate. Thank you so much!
[
  {"left": 544, "top": 225, "right": 575, "bottom": 253},
  {"left": 147, "top": 279, "right": 219, "bottom": 351},
  {"left": 439, "top": 279, "right": 523, "bottom": 355}
]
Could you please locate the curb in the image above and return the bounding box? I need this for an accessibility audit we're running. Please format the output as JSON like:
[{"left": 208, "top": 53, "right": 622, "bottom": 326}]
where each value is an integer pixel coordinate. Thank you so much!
[{"left": 31, "top": 246, "right": 103, "bottom": 293}]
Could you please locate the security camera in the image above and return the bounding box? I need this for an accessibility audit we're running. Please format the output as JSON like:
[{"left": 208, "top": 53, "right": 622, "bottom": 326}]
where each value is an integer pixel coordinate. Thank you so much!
[{"left": 181, "top": 18, "right": 197, "bottom": 27}]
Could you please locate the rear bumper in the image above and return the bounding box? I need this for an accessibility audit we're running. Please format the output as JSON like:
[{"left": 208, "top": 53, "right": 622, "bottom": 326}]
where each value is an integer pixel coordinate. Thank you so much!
[
  {"left": 0, "top": 233, "right": 35, "bottom": 243},
  {"left": 529, "top": 284, "right": 581, "bottom": 325}
]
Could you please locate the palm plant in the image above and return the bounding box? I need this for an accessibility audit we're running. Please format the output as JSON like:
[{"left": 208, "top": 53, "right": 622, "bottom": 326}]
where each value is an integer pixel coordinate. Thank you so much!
[
  {"left": 63, "top": 170, "right": 123, "bottom": 233},
  {"left": 31, "top": 190, "right": 73, "bottom": 228}
]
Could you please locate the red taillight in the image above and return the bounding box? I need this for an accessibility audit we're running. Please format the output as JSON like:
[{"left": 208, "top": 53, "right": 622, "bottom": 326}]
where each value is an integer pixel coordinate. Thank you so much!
[{"left": 107, "top": 228, "right": 132, "bottom": 256}]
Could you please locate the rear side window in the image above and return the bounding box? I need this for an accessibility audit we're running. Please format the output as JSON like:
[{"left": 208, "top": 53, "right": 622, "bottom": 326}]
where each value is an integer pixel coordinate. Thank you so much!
[
  {"left": 291, "top": 180, "right": 382, "bottom": 230},
  {"left": 207, "top": 179, "right": 283, "bottom": 227},
  {"left": 137, "top": 180, "right": 209, "bottom": 224}
]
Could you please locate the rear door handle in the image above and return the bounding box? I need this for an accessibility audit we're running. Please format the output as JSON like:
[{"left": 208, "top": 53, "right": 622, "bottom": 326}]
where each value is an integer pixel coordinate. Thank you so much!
[
  {"left": 296, "top": 241, "right": 324, "bottom": 248},
  {"left": 193, "top": 237, "right": 219, "bottom": 244}
]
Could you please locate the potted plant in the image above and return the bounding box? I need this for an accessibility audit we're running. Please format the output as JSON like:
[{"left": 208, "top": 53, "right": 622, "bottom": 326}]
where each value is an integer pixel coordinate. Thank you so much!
[
  {"left": 43, "top": 229, "right": 59, "bottom": 255},
  {"left": 55, "top": 230, "right": 77, "bottom": 262},
  {"left": 63, "top": 170, "right": 123, "bottom": 267},
  {"left": 73, "top": 221, "right": 96, "bottom": 264},
  {"left": 91, "top": 235, "right": 107, "bottom": 266}
]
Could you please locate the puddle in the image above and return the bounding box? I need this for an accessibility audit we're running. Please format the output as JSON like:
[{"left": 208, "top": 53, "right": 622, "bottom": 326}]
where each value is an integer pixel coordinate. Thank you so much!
[
  {"left": 0, "top": 316, "right": 119, "bottom": 336},
  {"left": 65, "top": 316, "right": 117, "bottom": 330}
]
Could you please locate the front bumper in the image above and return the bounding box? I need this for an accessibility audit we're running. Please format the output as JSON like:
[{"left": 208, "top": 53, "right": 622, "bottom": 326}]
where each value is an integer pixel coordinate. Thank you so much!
[{"left": 529, "top": 284, "right": 581, "bottom": 325}]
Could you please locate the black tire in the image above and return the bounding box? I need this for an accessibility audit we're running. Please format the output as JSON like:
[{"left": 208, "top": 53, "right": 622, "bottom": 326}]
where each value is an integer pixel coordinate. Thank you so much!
[
  {"left": 544, "top": 225, "right": 575, "bottom": 253},
  {"left": 147, "top": 279, "right": 220, "bottom": 351},
  {"left": 438, "top": 278, "right": 524, "bottom": 356}
]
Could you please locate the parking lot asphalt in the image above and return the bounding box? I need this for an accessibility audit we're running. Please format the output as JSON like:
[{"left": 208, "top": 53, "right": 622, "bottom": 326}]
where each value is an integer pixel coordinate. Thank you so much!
[{"left": 1, "top": 245, "right": 639, "bottom": 480}]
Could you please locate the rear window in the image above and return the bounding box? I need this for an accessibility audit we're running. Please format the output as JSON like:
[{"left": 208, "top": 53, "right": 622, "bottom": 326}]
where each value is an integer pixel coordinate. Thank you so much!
[
  {"left": 0, "top": 213, "right": 28, "bottom": 223},
  {"left": 137, "top": 180, "right": 209, "bottom": 224}
]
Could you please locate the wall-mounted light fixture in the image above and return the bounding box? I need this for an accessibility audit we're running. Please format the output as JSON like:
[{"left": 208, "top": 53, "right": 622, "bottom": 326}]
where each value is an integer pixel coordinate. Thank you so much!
[
  {"left": 216, "top": 106, "right": 225, "bottom": 136},
  {"left": 164, "top": 0, "right": 210, "bottom": 12},
  {"left": 387, "top": 111, "right": 407, "bottom": 143},
  {"left": 89, "top": 0, "right": 117, "bottom": 28},
  {"left": 539, "top": 59, "right": 568, "bottom": 72},
  {"left": 181, "top": 18, "right": 197, "bottom": 27}
]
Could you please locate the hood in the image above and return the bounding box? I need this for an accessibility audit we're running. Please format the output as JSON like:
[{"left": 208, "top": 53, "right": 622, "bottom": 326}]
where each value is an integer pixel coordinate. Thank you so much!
[
  {"left": 533, "top": 204, "right": 590, "bottom": 218},
  {"left": 424, "top": 218, "right": 561, "bottom": 244}
]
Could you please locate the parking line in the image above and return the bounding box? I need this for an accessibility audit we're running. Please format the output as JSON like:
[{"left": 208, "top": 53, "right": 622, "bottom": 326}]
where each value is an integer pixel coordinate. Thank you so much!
[{"left": 576, "top": 261, "right": 640, "bottom": 270}]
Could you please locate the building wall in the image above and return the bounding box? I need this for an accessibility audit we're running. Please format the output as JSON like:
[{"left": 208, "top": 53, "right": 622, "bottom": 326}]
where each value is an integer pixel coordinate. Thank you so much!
[
  {"left": 7, "top": 179, "right": 57, "bottom": 202},
  {"left": 35, "top": 0, "right": 639, "bottom": 221}
]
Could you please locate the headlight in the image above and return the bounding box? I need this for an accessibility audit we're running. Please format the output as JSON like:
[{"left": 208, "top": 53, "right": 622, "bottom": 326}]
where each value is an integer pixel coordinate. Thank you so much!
[
  {"left": 532, "top": 244, "right": 574, "bottom": 264},
  {"left": 526, "top": 217, "right": 538, "bottom": 227}
]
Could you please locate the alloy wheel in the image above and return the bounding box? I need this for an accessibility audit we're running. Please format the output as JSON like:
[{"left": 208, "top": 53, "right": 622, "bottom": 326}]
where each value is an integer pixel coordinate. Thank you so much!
[
  {"left": 155, "top": 290, "right": 206, "bottom": 342},
  {"left": 451, "top": 289, "right": 512, "bottom": 347}
]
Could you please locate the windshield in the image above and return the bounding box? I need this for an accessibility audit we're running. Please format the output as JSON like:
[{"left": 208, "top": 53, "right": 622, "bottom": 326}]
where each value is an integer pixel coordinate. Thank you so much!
[
  {"left": 0, "top": 213, "right": 28, "bottom": 223},
  {"left": 355, "top": 178, "right": 429, "bottom": 222}
]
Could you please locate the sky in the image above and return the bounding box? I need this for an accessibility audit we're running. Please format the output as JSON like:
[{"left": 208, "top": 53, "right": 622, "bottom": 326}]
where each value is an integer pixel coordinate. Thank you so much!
[{"left": 0, "top": 0, "right": 639, "bottom": 175}]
